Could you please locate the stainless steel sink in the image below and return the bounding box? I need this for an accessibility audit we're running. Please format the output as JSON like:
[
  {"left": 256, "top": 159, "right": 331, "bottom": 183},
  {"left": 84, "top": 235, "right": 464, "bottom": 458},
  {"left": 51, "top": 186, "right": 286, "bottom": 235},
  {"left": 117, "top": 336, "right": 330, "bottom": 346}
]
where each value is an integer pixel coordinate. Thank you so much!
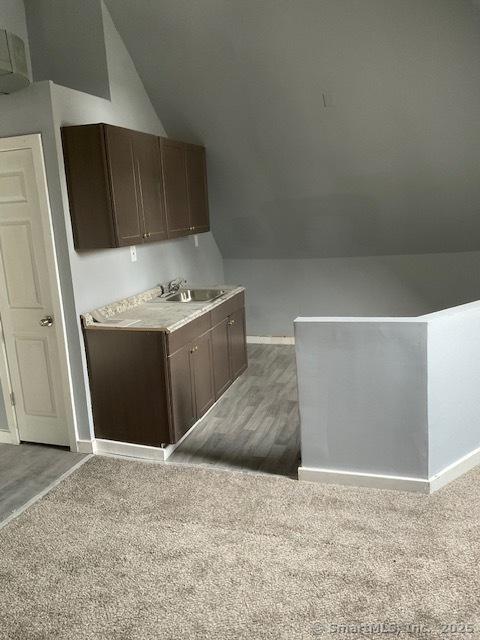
[{"left": 163, "top": 288, "right": 225, "bottom": 303}]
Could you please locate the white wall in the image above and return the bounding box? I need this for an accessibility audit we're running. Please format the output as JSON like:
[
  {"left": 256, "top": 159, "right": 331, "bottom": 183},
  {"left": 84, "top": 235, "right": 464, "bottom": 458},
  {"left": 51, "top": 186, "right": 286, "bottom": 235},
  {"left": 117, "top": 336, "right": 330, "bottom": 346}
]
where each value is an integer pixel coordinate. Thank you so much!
[
  {"left": 295, "top": 318, "right": 429, "bottom": 479},
  {"left": 296, "top": 299, "right": 480, "bottom": 489},
  {"left": 0, "top": 0, "right": 32, "bottom": 78},
  {"left": 426, "top": 303, "right": 480, "bottom": 476},
  {"left": 226, "top": 251, "right": 480, "bottom": 336}
]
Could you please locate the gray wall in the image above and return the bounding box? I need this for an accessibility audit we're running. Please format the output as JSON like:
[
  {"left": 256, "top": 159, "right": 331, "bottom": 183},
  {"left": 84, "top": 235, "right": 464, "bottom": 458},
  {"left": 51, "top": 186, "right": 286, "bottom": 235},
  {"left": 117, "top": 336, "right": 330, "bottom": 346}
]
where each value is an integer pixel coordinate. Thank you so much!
[
  {"left": 225, "top": 251, "right": 480, "bottom": 336},
  {"left": 0, "top": 0, "right": 32, "bottom": 78},
  {"left": 104, "top": 0, "right": 480, "bottom": 335},
  {"left": 25, "top": 0, "right": 110, "bottom": 99},
  {"left": 52, "top": 4, "right": 224, "bottom": 315},
  {"left": 0, "top": 3, "right": 224, "bottom": 442},
  {"left": 105, "top": 0, "right": 480, "bottom": 259},
  {"left": 50, "top": 4, "right": 223, "bottom": 440}
]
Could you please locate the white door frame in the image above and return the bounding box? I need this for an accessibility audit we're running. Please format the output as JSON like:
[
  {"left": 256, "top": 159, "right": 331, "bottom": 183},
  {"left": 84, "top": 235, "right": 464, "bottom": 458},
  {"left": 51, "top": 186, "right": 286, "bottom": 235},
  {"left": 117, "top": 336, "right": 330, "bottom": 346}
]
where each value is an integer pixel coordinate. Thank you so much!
[
  {"left": 0, "top": 134, "right": 77, "bottom": 450},
  {"left": 0, "top": 315, "right": 19, "bottom": 444}
]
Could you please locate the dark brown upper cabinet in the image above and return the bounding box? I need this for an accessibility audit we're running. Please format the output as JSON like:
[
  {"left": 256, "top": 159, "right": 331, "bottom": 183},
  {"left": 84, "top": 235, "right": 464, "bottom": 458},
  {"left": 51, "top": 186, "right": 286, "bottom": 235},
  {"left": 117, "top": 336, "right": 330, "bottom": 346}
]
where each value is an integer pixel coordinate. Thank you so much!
[
  {"left": 160, "top": 138, "right": 190, "bottom": 238},
  {"left": 62, "top": 123, "right": 209, "bottom": 251},
  {"left": 186, "top": 143, "right": 210, "bottom": 233},
  {"left": 132, "top": 129, "right": 168, "bottom": 244},
  {"left": 160, "top": 138, "right": 210, "bottom": 239}
]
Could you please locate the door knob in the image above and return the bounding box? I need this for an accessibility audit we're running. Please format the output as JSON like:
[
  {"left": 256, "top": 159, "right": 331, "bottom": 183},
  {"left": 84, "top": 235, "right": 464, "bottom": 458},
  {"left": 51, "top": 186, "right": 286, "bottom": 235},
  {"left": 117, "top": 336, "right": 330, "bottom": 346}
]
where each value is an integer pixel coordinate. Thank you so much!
[{"left": 39, "top": 315, "right": 54, "bottom": 327}]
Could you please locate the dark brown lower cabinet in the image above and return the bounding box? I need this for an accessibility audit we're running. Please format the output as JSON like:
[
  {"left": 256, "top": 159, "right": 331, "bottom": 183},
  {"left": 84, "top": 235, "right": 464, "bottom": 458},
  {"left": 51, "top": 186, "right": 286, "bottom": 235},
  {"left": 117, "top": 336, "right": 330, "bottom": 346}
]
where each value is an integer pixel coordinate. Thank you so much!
[
  {"left": 211, "top": 318, "right": 232, "bottom": 398},
  {"left": 191, "top": 331, "right": 215, "bottom": 417},
  {"left": 228, "top": 308, "right": 248, "bottom": 379},
  {"left": 83, "top": 292, "right": 246, "bottom": 447},
  {"left": 83, "top": 329, "right": 171, "bottom": 446},
  {"left": 169, "top": 343, "right": 196, "bottom": 442},
  {"left": 169, "top": 329, "right": 215, "bottom": 442}
]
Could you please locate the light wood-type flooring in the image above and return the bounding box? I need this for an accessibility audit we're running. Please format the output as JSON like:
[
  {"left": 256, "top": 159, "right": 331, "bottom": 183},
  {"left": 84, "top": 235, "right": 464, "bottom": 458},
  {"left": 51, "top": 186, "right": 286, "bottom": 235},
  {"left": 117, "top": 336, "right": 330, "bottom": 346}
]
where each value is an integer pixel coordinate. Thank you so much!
[
  {"left": 0, "top": 442, "right": 86, "bottom": 524},
  {"left": 169, "top": 344, "right": 300, "bottom": 477}
]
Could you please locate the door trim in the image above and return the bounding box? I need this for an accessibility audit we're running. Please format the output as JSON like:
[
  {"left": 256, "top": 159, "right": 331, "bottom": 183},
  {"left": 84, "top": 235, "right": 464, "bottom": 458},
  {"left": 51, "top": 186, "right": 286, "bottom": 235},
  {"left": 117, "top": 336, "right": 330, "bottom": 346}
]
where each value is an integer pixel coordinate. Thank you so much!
[
  {"left": 0, "top": 316, "right": 18, "bottom": 443},
  {"left": 0, "top": 134, "right": 77, "bottom": 450}
]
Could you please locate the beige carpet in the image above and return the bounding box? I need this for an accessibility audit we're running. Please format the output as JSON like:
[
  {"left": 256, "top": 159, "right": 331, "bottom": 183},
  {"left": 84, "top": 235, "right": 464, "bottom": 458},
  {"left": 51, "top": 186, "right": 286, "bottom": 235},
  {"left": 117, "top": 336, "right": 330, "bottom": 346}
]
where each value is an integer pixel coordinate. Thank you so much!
[{"left": 1, "top": 457, "right": 479, "bottom": 639}]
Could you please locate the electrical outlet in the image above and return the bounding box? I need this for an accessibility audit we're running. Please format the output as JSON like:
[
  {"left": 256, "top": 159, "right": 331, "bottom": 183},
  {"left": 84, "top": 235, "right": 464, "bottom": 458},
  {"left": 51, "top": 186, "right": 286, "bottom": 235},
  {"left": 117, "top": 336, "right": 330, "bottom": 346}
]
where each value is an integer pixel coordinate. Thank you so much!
[{"left": 130, "top": 245, "right": 137, "bottom": 262}]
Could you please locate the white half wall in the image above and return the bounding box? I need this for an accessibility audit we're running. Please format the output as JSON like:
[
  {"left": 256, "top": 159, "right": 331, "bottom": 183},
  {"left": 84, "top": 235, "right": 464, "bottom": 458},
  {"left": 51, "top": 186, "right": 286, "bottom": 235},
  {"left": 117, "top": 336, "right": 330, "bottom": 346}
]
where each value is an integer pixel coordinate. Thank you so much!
[
  {"left": 295, "top": 318, "right": 429, "bottom": 479},
  {"left": 426, "top": 302, "right": 480, "bottom": 477},
  {"left": 296, "top": 300, "right": 480, "bottom": 492}
]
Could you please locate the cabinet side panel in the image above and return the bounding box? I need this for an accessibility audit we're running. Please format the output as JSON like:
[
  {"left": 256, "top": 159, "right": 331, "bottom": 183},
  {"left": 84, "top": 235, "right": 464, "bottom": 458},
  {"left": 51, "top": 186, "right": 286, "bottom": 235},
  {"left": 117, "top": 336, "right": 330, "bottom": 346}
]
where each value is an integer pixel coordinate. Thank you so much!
[
  {"left": 84, "top": 329, "right": 171, "bottom": 446},
  {"left": 61, "top": 125, "right": 116, "bottom": 250}
]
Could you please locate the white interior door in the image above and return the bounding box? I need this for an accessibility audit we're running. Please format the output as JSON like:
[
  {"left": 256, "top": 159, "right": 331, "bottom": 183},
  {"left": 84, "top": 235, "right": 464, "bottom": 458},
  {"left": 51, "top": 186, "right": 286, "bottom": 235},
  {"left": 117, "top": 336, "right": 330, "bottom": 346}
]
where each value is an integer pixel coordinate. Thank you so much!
[{"left": 0, "top": 135, "right": 70, "bottom": 446}]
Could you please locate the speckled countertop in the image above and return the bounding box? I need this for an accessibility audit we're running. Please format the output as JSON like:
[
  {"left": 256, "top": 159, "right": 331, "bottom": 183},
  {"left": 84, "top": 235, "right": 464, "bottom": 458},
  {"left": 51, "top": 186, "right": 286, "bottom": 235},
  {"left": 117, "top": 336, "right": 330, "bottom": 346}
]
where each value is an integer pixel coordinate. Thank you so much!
[{"left": 82, "top": 285, "right": 244, "bottom": 333}]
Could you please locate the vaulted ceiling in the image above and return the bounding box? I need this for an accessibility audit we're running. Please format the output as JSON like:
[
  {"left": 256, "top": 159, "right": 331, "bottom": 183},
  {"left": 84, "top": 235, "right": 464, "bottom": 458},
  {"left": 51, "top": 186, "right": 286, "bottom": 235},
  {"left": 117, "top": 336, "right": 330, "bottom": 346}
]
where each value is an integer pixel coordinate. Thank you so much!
[{"left": 105, "top": 0, "right": 480, "bottom": 259}]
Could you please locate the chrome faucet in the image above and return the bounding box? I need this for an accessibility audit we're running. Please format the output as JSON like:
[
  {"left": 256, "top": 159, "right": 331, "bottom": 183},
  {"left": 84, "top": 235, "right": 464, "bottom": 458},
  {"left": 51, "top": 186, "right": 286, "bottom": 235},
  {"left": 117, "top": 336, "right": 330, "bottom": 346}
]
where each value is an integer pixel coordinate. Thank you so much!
[{"left": 167, "top": 278, "right": 186, "bottom": 294}]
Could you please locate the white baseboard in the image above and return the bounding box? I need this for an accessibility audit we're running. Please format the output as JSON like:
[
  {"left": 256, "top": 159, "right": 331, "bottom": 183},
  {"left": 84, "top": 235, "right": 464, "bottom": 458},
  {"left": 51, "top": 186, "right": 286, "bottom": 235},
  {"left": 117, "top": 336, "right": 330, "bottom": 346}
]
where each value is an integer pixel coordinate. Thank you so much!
[
  {"left": 94, "top": 438, "right": 168, "bottom": 462},
  {"left": 299, "top": 446, "right": 480, "bottom": 494},
  {"left": 298, "top": 466, "right": 430, "bottom": 493},
  {"left": 429, "top": 446, "right": 480, "bottom": 493},
  {"left": 247, "top": 336, "right": 295, "bottom": 345},
  {"left": 84, "top": 384, "right": 229, "bottom": 463},
  {"left": 76, "top": 439, "right": 94, "bottom": 454},
  {"left": 0, "top": 429, "right": 18, "bottom": 445}
]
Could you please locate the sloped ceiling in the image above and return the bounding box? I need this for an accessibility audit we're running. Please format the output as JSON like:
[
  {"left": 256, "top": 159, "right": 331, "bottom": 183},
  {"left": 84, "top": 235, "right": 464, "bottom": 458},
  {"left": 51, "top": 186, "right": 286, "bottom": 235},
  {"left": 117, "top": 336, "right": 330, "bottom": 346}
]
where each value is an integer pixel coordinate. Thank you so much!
[{"left": 105, "top": 0, "right": 480, "bottom": 259}]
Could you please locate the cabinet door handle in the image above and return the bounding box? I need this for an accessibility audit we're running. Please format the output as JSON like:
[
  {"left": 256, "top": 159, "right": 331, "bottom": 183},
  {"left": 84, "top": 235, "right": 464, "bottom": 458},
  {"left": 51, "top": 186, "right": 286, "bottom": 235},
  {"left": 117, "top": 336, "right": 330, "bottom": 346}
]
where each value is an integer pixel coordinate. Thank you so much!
[
  {"left": 190, "top": 345, "right": 198, "bottom": 354},
  {"left": 228, "top": 319, "right": 235, "bottom": 326},
  {"left": 142, "top": 233, "right": 147, "bottom": 239}
]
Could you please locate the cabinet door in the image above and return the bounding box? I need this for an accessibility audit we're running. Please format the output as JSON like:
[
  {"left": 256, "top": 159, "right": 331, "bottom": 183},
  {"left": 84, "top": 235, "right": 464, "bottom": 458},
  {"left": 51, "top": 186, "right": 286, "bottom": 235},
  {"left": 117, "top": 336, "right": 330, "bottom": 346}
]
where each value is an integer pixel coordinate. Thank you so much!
[
  {"left": 186, "top": 144, "right": 209, "bottom": 233},
  {"left": 104, "top": 125, "right": 144, "bottom": 246},
  {"left": 161, "top": 138, "right": 190, "bottom": 238},
  {"left": 169, "top": 345, "right": 196, "bottom": 442},
  {"left": 211, "top": 319, "right": 232, "bottom": 398},
  {"left": 191, "top": 331, "right": 215, "bottom": 418},
  {"left": 228, "top": 308, "right": 248, "bottom": 380},
  {"left": 133, "top": 132, "right": 167, "bottom": 243}
]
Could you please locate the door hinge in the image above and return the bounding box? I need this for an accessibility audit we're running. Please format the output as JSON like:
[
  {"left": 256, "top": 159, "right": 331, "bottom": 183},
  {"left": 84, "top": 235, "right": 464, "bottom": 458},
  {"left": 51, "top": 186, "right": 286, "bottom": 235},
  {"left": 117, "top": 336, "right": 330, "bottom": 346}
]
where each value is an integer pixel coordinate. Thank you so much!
[{"left": 10, "top": 392, "right": 15, "bottom": 406}]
